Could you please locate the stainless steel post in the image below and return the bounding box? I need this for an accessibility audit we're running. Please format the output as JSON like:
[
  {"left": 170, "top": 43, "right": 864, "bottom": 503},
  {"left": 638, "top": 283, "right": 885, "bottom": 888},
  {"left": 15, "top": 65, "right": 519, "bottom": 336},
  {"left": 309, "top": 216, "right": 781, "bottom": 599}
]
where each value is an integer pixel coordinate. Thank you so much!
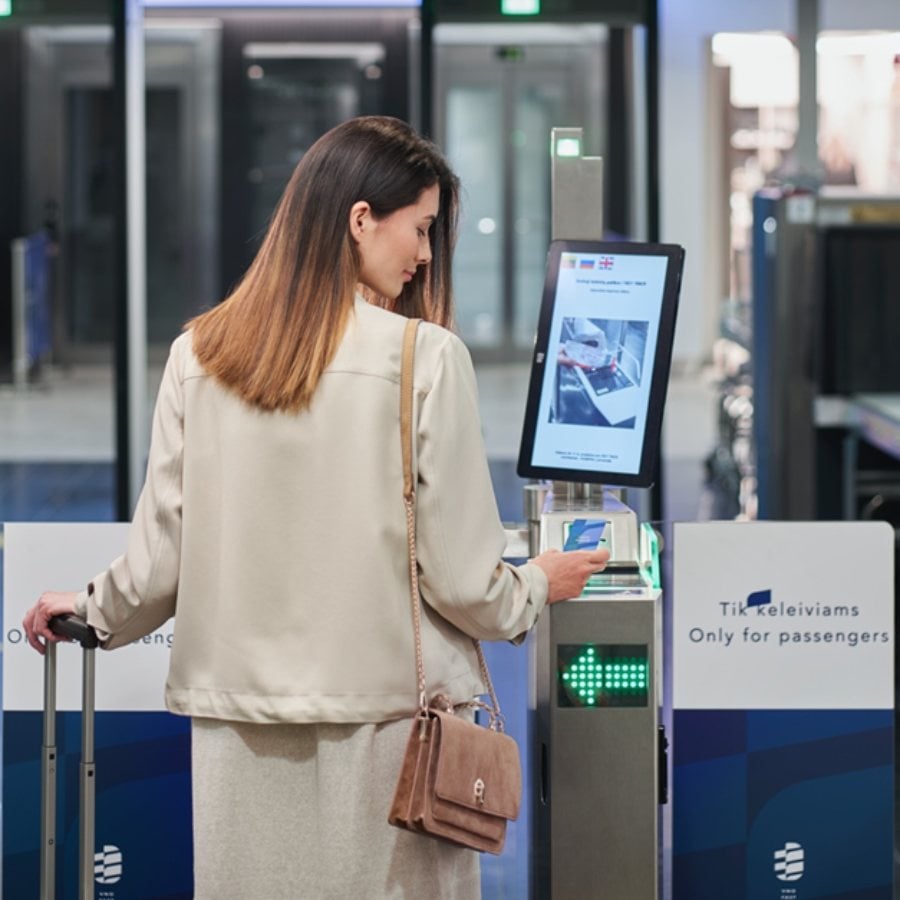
[
  {"left": 523, "top": 483, "right": 550, "bottom": 557},
  {"left": 80, "top": 648, "right": 97, "bottom": 900},
  {"left": 11, "top": 237, "right": 28, "bottom": 389},
  {"left": 550, "top": 127, "right": 603, "bottom": 242},
  {"left": 795, "top": 0, "right": 820, "bottom": 179},
  {"left": 40, "top": 642, "right": 58, "bottom": 900}
]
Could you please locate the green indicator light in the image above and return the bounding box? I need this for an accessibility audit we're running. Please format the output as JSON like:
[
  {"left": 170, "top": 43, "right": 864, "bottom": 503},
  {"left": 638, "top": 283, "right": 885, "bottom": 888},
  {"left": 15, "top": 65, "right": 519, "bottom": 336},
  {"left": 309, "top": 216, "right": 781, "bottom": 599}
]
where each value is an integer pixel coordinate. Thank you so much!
[
  {"left": 0, "top": 0, "right": 11, "bottom": 15},
  {"left": 559, "top": 644, "right": 649, "bottom": 708},
  {"left": 501, "top": 0, "right": 540, "bottom": 15},
  {"left": 555, "top": 137, "right": 581, "bottom": 158}
]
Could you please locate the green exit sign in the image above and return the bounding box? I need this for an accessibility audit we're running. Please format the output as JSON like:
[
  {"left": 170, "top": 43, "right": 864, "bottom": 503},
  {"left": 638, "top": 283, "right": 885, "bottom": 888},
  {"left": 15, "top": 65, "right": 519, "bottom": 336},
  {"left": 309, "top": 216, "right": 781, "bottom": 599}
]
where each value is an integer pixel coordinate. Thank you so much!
[
  {"left": 501, "top": 0, "right": 540, "bottom": 14},
  {"left": 0, "top": 1, "right": 12, "bottom": 17}
]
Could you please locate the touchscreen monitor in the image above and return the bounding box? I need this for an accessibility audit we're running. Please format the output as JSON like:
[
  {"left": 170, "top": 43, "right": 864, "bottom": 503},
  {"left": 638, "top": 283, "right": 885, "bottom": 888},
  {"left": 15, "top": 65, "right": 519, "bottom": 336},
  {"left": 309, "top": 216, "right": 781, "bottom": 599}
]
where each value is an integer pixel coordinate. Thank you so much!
[{"left": 517, "top": 240, "right": 684, "bottom": 487}]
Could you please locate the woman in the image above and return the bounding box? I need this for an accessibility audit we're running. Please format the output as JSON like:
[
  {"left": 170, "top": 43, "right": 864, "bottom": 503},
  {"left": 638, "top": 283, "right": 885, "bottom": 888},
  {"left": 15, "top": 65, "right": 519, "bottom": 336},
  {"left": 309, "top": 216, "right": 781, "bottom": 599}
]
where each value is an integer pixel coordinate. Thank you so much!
[{"left": 23, "top": 116, "right": 609, "bottom": 898}]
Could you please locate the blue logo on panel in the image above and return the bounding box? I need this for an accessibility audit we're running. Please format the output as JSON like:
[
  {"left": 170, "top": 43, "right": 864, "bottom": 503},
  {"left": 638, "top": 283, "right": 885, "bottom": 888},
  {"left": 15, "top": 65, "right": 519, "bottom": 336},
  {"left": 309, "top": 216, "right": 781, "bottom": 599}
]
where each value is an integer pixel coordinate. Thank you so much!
[{"left": 747, "top": 589, "right": 772, "bottom": 608}]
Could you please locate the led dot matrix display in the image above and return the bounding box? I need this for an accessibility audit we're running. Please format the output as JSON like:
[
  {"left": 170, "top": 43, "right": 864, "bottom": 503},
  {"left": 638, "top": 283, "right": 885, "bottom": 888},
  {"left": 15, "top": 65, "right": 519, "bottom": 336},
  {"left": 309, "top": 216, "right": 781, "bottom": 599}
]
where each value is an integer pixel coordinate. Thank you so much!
[{"left": 558, "top": 644, "right": 649, "bottom": 708}]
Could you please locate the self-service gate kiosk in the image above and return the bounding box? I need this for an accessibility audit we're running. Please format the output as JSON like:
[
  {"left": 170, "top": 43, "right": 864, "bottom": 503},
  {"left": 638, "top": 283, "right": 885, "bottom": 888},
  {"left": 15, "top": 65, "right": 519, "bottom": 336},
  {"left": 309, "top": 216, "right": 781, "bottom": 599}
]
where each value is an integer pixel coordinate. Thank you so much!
[
  {"left": 529, "top": 488, "right": 664, "bottom": 899},
  {"left": 517, "top": 129, "right": 684, "bottom": 899}
]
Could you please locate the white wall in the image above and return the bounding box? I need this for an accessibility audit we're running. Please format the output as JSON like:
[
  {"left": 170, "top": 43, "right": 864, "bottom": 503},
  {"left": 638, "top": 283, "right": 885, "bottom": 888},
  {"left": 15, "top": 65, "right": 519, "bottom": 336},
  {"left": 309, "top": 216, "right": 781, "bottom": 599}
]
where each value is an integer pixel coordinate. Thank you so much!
[{"left": 659, "top": 0, "right": 900, "bottom": 369}]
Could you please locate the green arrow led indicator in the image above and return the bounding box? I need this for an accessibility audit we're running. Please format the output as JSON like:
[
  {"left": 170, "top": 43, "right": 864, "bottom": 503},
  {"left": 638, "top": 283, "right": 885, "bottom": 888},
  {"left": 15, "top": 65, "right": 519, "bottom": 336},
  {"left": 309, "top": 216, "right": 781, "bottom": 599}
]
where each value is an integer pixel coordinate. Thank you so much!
[{"left": 558, "top": 645, "right": 650, "bottom": 707}]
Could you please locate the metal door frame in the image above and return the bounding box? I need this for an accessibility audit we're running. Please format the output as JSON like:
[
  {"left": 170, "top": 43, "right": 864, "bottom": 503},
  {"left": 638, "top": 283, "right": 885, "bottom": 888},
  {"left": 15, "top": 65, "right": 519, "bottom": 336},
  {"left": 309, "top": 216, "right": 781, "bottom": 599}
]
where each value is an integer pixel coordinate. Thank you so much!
[{"left": 432, "top": 23, "right": 608, "bottom": 363}]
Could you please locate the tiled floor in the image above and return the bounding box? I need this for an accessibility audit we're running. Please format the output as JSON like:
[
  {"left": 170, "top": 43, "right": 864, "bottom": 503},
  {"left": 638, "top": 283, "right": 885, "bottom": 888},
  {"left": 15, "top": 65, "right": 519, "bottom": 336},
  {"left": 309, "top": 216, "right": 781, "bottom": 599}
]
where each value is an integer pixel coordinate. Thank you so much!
[{"left": 0, "top": 462, "right": 115, "bottom": 522}]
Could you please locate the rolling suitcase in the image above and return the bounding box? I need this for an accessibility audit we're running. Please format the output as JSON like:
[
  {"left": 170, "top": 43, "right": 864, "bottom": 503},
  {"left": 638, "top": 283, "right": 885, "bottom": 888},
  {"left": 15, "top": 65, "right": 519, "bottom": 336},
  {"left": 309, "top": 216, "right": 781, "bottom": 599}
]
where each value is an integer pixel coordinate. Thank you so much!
[{"left": 41, "top": 614, "right": 99, "bottom": 900}]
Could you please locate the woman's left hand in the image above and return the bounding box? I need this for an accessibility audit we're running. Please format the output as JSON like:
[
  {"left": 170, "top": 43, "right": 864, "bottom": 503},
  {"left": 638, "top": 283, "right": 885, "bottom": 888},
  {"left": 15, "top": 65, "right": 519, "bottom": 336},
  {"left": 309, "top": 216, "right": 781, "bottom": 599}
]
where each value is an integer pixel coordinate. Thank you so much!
[{"left": 22, "top": 591, "right": 79, "bottom": 655}]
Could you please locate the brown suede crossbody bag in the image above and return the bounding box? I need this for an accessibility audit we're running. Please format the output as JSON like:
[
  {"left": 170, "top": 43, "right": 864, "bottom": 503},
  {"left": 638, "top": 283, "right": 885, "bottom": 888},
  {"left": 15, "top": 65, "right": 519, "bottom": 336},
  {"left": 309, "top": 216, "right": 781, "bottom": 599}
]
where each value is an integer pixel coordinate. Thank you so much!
[{"left": 387, "top": 318, "right": 522, "bottom": 855}]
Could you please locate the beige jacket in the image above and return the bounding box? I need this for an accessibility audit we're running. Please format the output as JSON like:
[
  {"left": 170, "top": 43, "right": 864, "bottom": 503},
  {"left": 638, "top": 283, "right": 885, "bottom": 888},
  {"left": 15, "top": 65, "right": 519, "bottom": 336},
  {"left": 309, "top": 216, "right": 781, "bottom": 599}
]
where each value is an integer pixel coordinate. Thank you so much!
[{"left": 75, "top": 297, "right": 548, "bottom": 723}]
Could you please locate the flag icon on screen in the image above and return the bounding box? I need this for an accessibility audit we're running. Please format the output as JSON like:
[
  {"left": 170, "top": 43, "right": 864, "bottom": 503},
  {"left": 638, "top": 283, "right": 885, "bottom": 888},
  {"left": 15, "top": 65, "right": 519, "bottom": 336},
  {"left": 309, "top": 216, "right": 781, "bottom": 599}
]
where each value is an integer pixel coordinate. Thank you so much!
[
  {"left": 579, "top": 259, "right": 595, "bottom": 269},
  {"left": 598, "top": 256, "right": 614, "bottom": 270},
  {"left": 561, "top": 256, "right": 576, "bottom": 269}
]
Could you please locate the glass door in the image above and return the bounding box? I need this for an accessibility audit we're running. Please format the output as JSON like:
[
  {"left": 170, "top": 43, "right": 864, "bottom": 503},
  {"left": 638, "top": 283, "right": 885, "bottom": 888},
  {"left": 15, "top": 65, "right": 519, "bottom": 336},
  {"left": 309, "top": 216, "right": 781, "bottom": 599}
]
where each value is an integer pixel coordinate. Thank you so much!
[
  {"left": 23, "top": 23, "right": 220, "bottom": 360},
  {"left": 239, "top": 42, "right": 386, "bottom": 262},
  {"left": 434, "top": 24, "right": 606, "bottom": 361}
]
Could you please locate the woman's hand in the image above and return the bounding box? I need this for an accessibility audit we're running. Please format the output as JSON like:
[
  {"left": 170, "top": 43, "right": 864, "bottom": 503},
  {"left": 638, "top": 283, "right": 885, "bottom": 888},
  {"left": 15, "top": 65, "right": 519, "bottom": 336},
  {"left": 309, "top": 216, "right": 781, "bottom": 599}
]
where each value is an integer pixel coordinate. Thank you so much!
[
  {"left": 22, "top": 591, "right": 79, "bottom": 655},
  {"left": 531, "top": 548, "right": 611, "bottom": 604}
]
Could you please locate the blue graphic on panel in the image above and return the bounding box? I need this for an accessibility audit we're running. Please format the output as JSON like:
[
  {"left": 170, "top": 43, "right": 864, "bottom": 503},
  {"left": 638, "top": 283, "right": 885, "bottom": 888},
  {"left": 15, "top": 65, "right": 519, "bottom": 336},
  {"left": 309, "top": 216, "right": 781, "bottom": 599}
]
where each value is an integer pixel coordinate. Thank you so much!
[
  {"left": 673, "top": 709, "right": 893, "bottom": 899},
  {"left": 3, "top": 710, "right": 192, "bottom": 899},
  {"left": 746, "top": 588, "right": 772, "bottom": 608}
]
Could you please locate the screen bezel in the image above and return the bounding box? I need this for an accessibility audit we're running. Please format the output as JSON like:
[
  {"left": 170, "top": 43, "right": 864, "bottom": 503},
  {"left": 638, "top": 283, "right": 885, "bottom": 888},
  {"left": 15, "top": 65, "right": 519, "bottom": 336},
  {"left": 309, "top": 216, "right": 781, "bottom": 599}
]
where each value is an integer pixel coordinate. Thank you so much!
[{"left": 516, "top": 239, "right": 685, "bottom": 488}]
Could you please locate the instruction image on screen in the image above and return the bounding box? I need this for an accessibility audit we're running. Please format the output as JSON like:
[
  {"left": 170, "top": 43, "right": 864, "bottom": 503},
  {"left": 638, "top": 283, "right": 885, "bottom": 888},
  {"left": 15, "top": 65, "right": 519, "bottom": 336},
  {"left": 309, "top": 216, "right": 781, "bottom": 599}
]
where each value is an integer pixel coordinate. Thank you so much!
[{"left": 553, "top": 317, "right": 649, "bottom": 429}]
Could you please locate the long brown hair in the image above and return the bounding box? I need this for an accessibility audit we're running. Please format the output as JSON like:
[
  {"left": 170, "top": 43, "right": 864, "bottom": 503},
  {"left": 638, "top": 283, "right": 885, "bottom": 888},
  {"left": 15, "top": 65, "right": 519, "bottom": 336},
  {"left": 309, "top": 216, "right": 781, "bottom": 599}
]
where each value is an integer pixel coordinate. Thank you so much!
[{"left": 189, "top": 116, "right": 460, "bottom": 412}]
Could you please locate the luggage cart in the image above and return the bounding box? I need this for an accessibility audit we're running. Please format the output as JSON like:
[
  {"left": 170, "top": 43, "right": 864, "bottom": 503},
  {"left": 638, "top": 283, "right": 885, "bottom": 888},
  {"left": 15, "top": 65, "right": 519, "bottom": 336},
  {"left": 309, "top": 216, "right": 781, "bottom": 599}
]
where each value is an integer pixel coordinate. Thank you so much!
[{"left": 42, "top": 614, "right": 99, "bottom": 900}]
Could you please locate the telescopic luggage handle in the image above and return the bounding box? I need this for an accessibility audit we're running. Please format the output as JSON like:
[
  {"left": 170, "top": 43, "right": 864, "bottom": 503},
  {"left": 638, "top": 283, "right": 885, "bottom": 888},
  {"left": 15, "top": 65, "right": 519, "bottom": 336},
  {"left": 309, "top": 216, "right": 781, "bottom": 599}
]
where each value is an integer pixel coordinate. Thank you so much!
[
  {"left": 50, "top": 613, "right": 99, "bottom": 649},
  {"left": 42, "top": 614, "right": 98, "bottom": 900}
]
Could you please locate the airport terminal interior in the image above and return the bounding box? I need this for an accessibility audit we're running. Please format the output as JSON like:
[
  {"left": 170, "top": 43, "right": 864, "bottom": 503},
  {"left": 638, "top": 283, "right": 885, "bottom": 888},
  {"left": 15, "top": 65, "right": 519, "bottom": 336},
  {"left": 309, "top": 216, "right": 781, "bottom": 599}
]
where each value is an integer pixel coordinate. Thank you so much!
[{"left": 2, "top": 0, "right": 900, "bottom": 897}]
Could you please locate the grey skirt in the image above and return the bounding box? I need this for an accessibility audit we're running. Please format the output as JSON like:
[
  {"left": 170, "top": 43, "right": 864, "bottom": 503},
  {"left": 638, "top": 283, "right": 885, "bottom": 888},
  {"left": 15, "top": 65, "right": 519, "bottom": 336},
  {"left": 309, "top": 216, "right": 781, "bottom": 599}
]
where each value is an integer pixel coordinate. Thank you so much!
[{"left": 191, "top": 716, "right": 481, "bottom": 899}]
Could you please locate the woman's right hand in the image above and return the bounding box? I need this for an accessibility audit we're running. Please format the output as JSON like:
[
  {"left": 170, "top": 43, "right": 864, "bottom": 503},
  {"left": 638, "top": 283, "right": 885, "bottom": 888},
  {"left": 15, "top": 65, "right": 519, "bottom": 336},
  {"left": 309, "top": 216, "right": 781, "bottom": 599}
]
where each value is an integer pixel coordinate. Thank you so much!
[
  {"left": 531, "top": 547, "right": 611, "bottom": 604},
  {"left": 22, "top": 590, "right": 79, "bottom": 655}
]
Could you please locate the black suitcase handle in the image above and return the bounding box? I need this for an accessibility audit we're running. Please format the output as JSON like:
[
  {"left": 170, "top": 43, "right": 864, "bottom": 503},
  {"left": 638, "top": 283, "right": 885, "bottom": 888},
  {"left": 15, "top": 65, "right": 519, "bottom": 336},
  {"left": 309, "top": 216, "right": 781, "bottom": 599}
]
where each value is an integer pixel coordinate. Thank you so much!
[{"left": 49, "top": 614, "right": 99, "bottom": 649}]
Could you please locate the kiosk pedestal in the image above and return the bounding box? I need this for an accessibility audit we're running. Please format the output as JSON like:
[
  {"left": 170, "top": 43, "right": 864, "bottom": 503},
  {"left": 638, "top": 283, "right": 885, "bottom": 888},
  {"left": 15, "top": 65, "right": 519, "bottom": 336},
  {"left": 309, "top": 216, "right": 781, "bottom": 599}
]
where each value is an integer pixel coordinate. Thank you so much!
[
  {"left": 532, "top": 492, "right": 663, "bottom": 900},
  {"left": 519, "top": 126, "right": 683, "bottom": 899}
]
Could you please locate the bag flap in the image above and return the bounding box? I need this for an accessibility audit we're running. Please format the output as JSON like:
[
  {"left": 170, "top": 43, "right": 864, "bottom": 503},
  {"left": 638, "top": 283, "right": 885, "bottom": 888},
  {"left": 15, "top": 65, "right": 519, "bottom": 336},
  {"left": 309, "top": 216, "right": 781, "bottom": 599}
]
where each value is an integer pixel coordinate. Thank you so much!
[{"left": 431, "top": 710, "right": 521, "bottom": 820}]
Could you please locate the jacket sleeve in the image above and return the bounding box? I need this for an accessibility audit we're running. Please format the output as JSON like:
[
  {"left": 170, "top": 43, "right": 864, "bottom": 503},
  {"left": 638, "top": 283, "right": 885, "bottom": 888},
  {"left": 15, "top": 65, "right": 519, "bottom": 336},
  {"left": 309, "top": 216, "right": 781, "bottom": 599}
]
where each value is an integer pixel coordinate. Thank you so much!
[
  {"left": 414, "top": 331, "right": 548, "bottom": 641},
  {"left": 74, "top": 339, "right": 185, "bottom": 649}
]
